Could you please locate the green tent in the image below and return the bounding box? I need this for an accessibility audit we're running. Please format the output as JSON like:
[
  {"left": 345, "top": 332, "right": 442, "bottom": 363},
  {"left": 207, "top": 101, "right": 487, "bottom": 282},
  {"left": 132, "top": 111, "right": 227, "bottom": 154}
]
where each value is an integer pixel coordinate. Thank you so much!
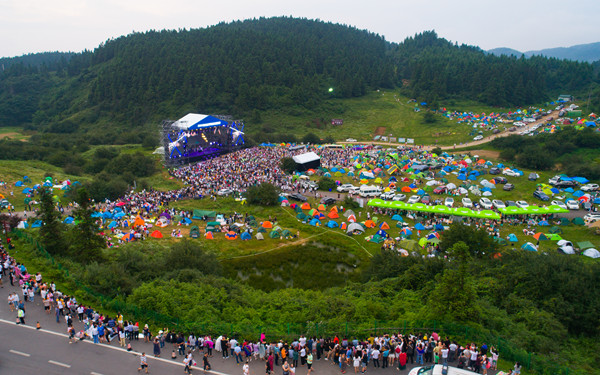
[
  {"left": 294, "top": 206, "right": 303, "bottom": 213},
  {"left": 272, "top": 225, "right": 283, "bottom": 232},
  {"left": 206, "top": 226, "right": 216, "bottom": 232},
  {"left": 247, "top": 215, "right": 255, "bottom": 221},
  {"left": 370, "top": 234, "right": 384, "bottom": 243},
  {"left": 190, "top": 226, "right": 200, "bottom": 238},
  {"left": 173, "top": 215, "right": 183, "bottom": 222},
  {"left": 207, "top": 221, "right": 221, "bottom": 227},
  {"left": 572, "top": 217, "right": 585, "bottom": 225},
  {"left": 258, "top": 227, "right": 267, "bottom": 233},
  {"left": 247, "top": 220, "right": 258, "bottom": 227},
  {"left": 494, "top": 237, "right": 508, "bottom": 246},
  {"left": 549, "top": 226, "right": 563, "bottom": 234},
  {"left": 577, "top": 241, "right": 595, "bottom": 250},
  {"left": 560, "top": 218, "right": 571, "bottom": 226},
  {"left": 281, "top": 229, "right": 292, "bottom": 238},
  {"left": 399, "top": 239, "right": 418, "bottom": 251},
  {"left": 269, "top": 230, "right": 281, "bottom": 239},
  {"left": 297, "top": 213, "right": 307, "bottom": 220},
  {"left": 193, "top": 209, "right": 216, "bottom": 220}
]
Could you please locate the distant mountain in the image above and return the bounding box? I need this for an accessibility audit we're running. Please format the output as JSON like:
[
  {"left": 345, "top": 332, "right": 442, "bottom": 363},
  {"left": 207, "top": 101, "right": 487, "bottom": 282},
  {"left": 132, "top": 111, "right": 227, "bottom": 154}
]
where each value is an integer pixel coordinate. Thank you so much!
[
  {"left": 0, "top": 51, "right": 75, "bottom": 71},
  {"left": 488, "top": 42, "right": 600, "bottom": 63}
]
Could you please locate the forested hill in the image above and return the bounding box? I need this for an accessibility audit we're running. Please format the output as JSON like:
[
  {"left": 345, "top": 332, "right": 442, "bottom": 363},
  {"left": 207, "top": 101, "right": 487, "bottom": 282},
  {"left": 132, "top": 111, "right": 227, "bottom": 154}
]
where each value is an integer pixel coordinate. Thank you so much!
[{"left": 0, "top": 18, "right": 597, "bottom": 131}]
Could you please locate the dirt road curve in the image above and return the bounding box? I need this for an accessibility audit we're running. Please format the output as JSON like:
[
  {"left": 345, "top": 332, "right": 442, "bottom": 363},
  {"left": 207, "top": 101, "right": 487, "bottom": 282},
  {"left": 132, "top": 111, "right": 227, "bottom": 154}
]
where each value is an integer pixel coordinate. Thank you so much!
[{"left": 338, "top": 111, "right": 560, "bottom": 151}]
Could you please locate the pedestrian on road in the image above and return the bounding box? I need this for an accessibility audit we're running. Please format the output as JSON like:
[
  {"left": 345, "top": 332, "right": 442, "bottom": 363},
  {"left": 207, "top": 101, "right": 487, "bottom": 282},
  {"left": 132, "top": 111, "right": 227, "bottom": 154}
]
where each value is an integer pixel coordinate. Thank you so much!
[
  {"left": 203, "top": 353, "right": 211, "bottom": 373},
  {"left": 138, "top": 352, "right": 149, "bottom": 374},
  {"left": 243, "top": 360, "right": 250, "bottom": 375},
  {"left": 17, "top": 307, "right": 25, "bottom": 325},
  {"left": 153, "top": 336, "right": 161, "bottom": 357}
]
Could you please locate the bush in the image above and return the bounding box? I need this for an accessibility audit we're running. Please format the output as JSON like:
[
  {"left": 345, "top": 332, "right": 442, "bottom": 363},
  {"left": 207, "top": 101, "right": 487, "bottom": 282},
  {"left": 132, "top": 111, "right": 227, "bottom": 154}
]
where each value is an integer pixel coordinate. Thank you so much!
[
  {"left": 317, "top": 176, "right": 336, "bottom": 191},
  {"left": 246, "top": 183, "right": 279, "bottom": 206},
  {"left": 280, "top": 157, "right": 296, "bottom": 174}
]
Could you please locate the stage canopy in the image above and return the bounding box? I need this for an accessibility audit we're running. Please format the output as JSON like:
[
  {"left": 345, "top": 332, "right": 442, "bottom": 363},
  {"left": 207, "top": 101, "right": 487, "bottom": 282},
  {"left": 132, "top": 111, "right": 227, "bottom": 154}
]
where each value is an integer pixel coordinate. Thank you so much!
[
  {"left": 173, "top": 113, "right": 228, "bottom": 130},
  {"left": 293, "top": 152, "right": 321, "bottom": 171}
]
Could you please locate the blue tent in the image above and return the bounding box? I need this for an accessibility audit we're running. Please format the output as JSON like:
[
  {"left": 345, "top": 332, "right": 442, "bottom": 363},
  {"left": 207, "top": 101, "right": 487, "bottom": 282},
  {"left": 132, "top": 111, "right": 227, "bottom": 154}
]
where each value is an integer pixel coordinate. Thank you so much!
[
  {"left": 278, "top": 196, "right": 287, "bottom": 202},
  {"left": 415, "top": 223, "right": 426, "bottom": 230},
  {"left": 508, "top": 233, "right": 518, "bottom": 242},
  {"left": 435, "top": 223, "right": 444, "bottom": 231},
  {"left": 182, "top": 217, "right": 192, "bottom": 225},
  {"left": 497, "top": 163, "right": 504, "bottom": 169},
  {"left": 15, "top": 181, "right": 23, "bottom": 187},
  {"left": 586, "top": 121, "right": 596, "bottom": 127},
  {"left": 409, "top": 183, "right": 417, "bottom": 189},
  {"left": 594, "top": 198, "right": 600, "bottom": 204},
  {"left": 391, "top": 214, "right": 403, "bottom": 221},
  {"left": 564, "top": 187, "right": 575, "bottom": 193},
  {"left": 91, "top": 212, "right": 103, "bottom": 218},
  {"left": 102, "top": 212, "right": 113, "bottom": 219},
  {"left": 469, "top": 171, "right": 480, "bottom": 176},
  {"left": 309, "top": 218, "right": 321, "bottom": 226},
  {"left": 331, "top": 167, "right": 338, "bottom": 172},
  {"left": 457, "top": 174, "right": 467, "bottom": 180},
  {"left": 63, "top": 217, "right": 74, "bottom": 224},
  {"left": 538, "top": 220, "right": 549, "bottom": 226},
  {"left": 389, "top": 176, "right": 397, "bottom": 182},
  {"left": 113, "top": 207, "right": 123, "bottom": 212},
  {"left": 113, "top": 212, "right": 125, "bottom": 219},
  {"left": 573, "top": 177, "right": 589, "bottom": 184},
  {"left": 521, "top": 242, "right": 537, "bottom": 251},
  {"left": 467, "top": 175, "right": 477, "bottom": 181},
  {"left": 376, "top": 229, "right": 387, "bottom": 237},
  {"left": 107, "top": 221, "right": 117, "bottom": 229},
  {"left": 327, "top": 220, "right": 339, "bottom": 228},
  {"left": 550, "top": 188, "right": 559, "bottom": 194},
  {"left": 573, "top": 190, "right": 584, "bottom": 198},
  {"left": 443, "top": 166, "right": 453, "bottom": 172},
  {"left": 43, "top": 181, "right": 52, "bottom": 187},
  {"left": 240, "top": 231, "right": 252, "bottom": 241},
  {"left": 481, "top": 187, "right": 492, "bottom": 192},
  {"left": 33, "top": 184, "right": 41, "bottom": 189},
  {"left": 22, "top": 188, "right": 33, "bottom": 194},
  {"left": 417, "top": 189, "right": 426, "bottom": 196},
  {"left": 339, "top": 168, "right": 345, "bottom": 173},
  {"left": 31, "top": 220, "right": 43, "bottom": 228}
]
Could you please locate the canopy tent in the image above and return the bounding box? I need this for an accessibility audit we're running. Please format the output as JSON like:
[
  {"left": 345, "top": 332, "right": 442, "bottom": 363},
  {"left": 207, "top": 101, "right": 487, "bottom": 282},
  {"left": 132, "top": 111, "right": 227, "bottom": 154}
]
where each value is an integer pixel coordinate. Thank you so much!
[
  {"left": 577, "top": 241, "right": 595, "bottom": 250},
  {"left": 192, "top": 209, "right": 216, "bottom": 220},
  {"left": 367, "top": 199, "right": 501, "bottom": 219},
  {"left": 173, "top": 113, "right": 228, "bottom": 130},
  {"left": 293, "top": 152, "right": 321, "bottom": 171},
  {"left": 498, "top": 205, "right": 569, "bottom": 215}
]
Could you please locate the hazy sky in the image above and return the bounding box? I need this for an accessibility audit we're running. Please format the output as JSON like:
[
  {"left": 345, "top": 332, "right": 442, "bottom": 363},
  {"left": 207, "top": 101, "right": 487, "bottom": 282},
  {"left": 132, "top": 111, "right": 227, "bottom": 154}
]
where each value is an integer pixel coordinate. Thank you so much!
[{"left": 1, "top": 0, "right": 598, "bottom": 58}]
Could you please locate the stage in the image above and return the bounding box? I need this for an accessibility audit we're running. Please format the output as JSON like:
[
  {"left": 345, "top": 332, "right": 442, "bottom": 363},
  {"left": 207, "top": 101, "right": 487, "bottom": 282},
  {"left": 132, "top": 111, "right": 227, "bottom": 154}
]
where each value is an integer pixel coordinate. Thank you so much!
[{"left": 161, "top": 113, "right": 245, "bottom": 167}]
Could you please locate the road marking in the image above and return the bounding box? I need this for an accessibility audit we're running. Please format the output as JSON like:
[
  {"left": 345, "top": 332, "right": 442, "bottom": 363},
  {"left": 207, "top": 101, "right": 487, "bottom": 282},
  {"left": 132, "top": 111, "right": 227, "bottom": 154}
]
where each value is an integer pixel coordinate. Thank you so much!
[
  {"left": 9, "top": 349, "right": 30, "bottom": 357},
  {"left": 91, "top": 372, "right": 104, "bottom": 375},
  {"left": 0, "top": 318, "right": 228, "bottom": 375},
  {"left": 48, "top": 360, "right": 71, "bottom": 368}
]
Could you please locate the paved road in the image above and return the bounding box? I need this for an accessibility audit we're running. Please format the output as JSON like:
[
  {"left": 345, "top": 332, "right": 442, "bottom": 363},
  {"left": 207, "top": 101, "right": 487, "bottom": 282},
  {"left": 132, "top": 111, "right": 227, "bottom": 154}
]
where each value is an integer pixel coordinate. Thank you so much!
[
  {"left": 338, "top": 111, "right": 560, "bottom": 151},
  {"left": 2, "top": 280, "right": 470, "bottom": 375}
]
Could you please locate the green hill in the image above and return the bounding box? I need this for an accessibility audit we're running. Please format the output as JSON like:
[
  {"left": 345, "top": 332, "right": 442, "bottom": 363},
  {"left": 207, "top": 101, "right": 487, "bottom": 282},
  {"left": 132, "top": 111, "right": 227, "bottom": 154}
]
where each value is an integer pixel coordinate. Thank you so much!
[{"left": 0, "top": 18, "right": 597, "bottom": 137}]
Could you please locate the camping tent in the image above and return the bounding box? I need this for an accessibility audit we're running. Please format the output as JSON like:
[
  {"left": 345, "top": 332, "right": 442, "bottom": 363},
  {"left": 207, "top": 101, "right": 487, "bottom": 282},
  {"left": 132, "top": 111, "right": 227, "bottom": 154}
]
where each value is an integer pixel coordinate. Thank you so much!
[
  {"left": 151, "top": 230, "right": 164, "bottom": 239},
  {"left": 269, "top": 230, "right": 281, "bottom": 239},
  {"left": 205, "top": 231, "right": 214, "bottom": 239},
  {"left": 521, "top": 242, "right": 537, "bottom": 251},
  {"left": 582, "top": 248, "right": 600, "bottom": 258},
  {"left": 241, "top": 231, "right": 252, "bottom": 240},
  {"left": 255, "top": 232, "right": 264, "bottom": 240},
  {"left": 346, "top": 223, "right": 365, "bottom": 234},
  {"left": 189, "top": 226, "right": 200, "bottom": 238}
]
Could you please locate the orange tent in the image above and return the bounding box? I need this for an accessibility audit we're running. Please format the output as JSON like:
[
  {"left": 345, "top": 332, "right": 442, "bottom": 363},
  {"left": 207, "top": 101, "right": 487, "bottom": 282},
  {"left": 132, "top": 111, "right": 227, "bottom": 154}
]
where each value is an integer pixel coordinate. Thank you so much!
[
  {"left": 328, "top": 211, "right": 339, "bottom": 219},
  {"left": 301, "top": 203, "right": 311, "bottom": 210},
  {"left": 205, "top": 231, "right": 214, "bottom": 239},
  {"left": 318, "top": 204, "right": 326, "bottom": 211},
  {"left": 401, "top": 186, "right": 412, "bottom": 193},
  {"left": 379, "top": 222, "right": 390, "bottom": 230},
  {"left": 364, "top": 220, "right": 376, "bottom": 228},
  {"left": 262, "top": 221, "right": 273, "bottom": 229},
  {"left": 340, "top": 222, "right": 347, "bottom": 230},
  {"left": 133, "top": 216, "right": 146, "bottom": 228},
  {"left": 347, "top": 214, "right": 356, "bottom": 223},
  {"left": 150, "top": 230, "right": 163, "bottom": 238},
  {"left": 330, "top": 206, "right": 338, "bottom": 213}
]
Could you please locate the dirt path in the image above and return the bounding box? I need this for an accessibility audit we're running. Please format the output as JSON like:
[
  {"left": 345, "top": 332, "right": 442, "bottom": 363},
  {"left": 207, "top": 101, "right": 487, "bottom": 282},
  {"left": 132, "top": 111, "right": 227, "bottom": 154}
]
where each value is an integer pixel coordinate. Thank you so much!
[{"left": 339, "top": 111, "right": 560, "bottom": 150}]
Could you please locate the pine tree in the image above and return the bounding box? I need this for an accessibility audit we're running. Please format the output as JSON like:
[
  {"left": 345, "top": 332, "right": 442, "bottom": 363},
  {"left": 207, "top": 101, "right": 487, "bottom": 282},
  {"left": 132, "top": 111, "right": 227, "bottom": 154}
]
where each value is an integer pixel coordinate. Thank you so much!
[
  {"left": 70, "top": 188, "right": 105, "bottom": 262},
  {"left": 37, "top": 188, "right": 67, "bottom": 256}
]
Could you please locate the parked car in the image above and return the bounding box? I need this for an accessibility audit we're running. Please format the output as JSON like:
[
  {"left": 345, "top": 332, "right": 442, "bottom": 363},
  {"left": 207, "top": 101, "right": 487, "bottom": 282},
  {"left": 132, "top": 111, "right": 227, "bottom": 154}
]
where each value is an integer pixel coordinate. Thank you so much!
[
  {"left": 502, "top": 169, "right": 520, "bottom": 177},
  {"left": 420, "top": 195, "right": 431, "bottom": 204},
  {"left": 581, "top": 183, "right": 599, "bottom": 192},
  {"left": 555, "top": 180, "right": 578, "bottom": 188},
  {"left": 444, "top": 197, "right": 454, "bottom": 207},
  {"left": 433, "top": 186, "right": 447, "bottom": 194},
  {"left": 409, "top": 364, "right": 480, "bottom": 375},
  {"left": 346, "top": 138, "right": 357, "bottom": 142},
  {"left": 584, "top": 213, "right": 600, "bottom": 222},
  {"left": 479, "top": 198, "right": 493, "bottom": 209},
  {"left": 516, "top": 201, "right": 529, "bottom": 208},
  {"left": 320, "top": 197, "right": 337, "bottom": 205},
  {"left": 503, "top": 183, "right": 515, "bottom": 191},
  {"left": 336, "top": 183, "right": 355, "bottom": 192},
  {"left": 407, "top": 195, "right": 420, "bottom": 204},
  {"left": 380, "top": 191, "right": 395, "bottom": 200},
  {"left": 473, "top": 135, "right": 483, "bottom": 141},
  {"left": 505, "top": 201, "right": 517, "bottom": 207},
  {"left": 551, "top": 200, "right": 568, "bottom": 210},
  {"left": 492, "top": 176, "right": 507, "bottom": 184},
  {"left": 288, "top": 193, "right": 308, "bottom": 202},
  {"left": 492, "top": 199, "right": 506, "bottom": 209},
  {"left": 392, "top": 194, "right": 406, "bottom": 201},
  {"left": 566, "top": 200, "right": 580, "bottom": 210},
  {"left": 489, "top": 167, "right": 501, "bottom": 175},
  {"left": 461, "top": 198, "right": 473, "bottom": 208},
  {"left": 528, "top": 172, "right": 539, "bottom": 181},
  {"left": 533, "top": 190, "right": 550, "bottom": 201},
  {"left": 217, "top": 188, "right": 234, "bottom": 196}
]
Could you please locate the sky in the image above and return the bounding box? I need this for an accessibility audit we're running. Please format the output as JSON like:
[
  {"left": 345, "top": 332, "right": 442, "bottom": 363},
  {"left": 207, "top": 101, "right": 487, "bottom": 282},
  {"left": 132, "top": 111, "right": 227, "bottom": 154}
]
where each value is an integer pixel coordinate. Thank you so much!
[{"left": 1, "top": 0, "right": 599, "bottom": 58}]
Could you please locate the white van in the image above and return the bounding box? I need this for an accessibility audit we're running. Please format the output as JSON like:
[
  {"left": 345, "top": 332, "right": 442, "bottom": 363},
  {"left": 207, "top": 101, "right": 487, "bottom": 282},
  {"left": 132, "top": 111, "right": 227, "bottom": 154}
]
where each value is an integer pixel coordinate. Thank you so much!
[
  {"left": 359, "top": 185, "right": 381, "bottom": 198},
  {"left": 409, "top": 364, "right": 479, "bottom": 375}
]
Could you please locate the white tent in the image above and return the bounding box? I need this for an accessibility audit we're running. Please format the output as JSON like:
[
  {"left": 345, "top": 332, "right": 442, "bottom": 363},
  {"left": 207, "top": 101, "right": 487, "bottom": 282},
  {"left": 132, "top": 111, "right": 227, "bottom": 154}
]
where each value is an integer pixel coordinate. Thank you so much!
[
  {"left": 558, "top": 246, "right": 575, "bottom": 255},
  {"left": 346, "top": 223, "right": 365, "bottom": 234},
  {"left": 583, "top": 248, "right": 600, "bottom": 258},
  {"left": 255, "top": 232, "right": 264, "bottom": 240},
  {"left": 173, "top": 113, "right": 228, "bottom": 130}
]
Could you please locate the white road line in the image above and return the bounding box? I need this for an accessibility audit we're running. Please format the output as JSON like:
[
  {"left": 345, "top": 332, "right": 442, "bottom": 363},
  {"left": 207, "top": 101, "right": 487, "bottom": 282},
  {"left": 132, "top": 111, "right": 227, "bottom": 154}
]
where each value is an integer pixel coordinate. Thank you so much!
[
  {"left": 48, "top": 360, "right": 71, "bottom": 368},
  {"left": 9, "top": 349, "right": 31, "bottom": 357},
  {"left": 0, "top": 318, "right": 228, "bottom": 375},
  {"left": 90, "top": 372, "right": 104, "bottom": 375}
]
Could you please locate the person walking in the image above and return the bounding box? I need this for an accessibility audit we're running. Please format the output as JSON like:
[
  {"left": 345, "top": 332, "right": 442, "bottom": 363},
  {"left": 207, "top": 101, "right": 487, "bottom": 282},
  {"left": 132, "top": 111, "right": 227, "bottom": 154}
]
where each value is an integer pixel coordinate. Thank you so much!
[
  {"left": 138, "top": 352, "right": 149, "bottom": 374},
  {"left": 16, "top": 307, "right": 25, "bottom": 325},
  {"left": 203, "top": 353, "right": 212, "bottom": 373}
]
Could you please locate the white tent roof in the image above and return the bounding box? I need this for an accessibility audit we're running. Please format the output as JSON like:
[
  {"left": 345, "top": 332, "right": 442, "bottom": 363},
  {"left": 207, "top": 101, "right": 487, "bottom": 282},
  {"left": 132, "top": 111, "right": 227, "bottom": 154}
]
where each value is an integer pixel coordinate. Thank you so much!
[
  {"left": 293, "top": 152, "right": 320, "bottom": 165},
  {"left": 173, "top": 113, "right": 228, "bottom": 130}
]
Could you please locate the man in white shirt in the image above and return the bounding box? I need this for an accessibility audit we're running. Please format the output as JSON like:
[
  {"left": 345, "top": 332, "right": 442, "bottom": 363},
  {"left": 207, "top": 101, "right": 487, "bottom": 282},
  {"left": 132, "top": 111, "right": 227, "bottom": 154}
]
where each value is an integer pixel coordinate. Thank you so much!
[
  {"left": 243, "top": 360, "right": 249, "bottom": 375},
  {"left": 441, "top": 346, "right": 449, "bottom": 364},
  {"left": 372, "top": 348, "right": 381, "bottom": 368}
]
